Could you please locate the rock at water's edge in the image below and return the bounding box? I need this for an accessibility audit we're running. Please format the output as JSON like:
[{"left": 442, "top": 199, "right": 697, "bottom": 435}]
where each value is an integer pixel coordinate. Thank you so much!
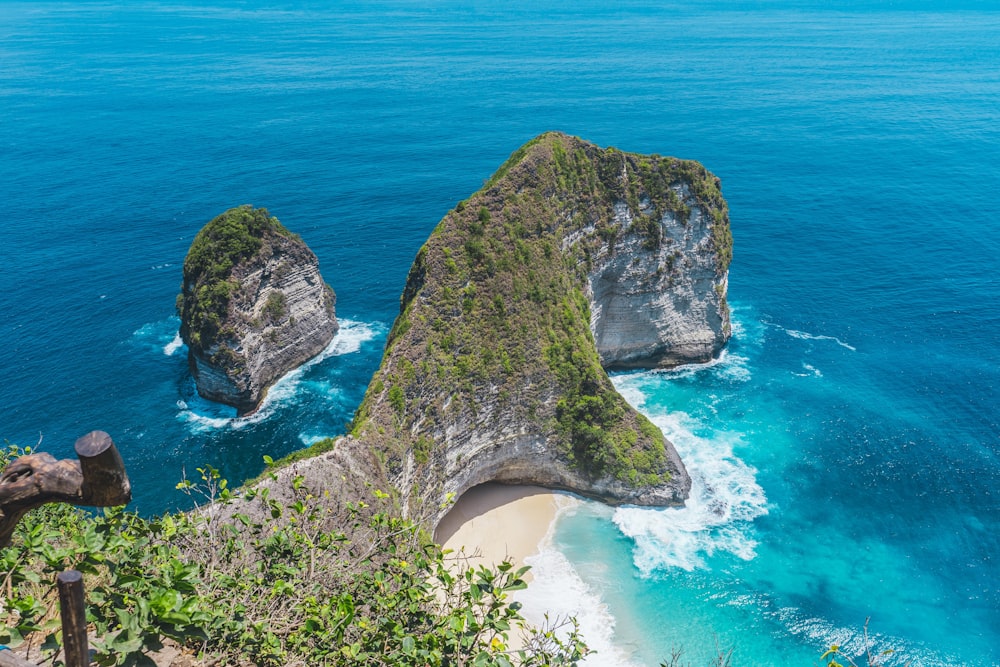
[
  {"left": 242, "top": 133, "right": 732, "bottom": 532},
  {"left": 177, "top": 205, "right": 338, "bottom": 415}
]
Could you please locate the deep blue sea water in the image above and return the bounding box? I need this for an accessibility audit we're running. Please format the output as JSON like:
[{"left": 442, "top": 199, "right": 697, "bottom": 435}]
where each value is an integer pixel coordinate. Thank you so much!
[{"left": 2, "top": 2, "right": 998, "bottom": 665}]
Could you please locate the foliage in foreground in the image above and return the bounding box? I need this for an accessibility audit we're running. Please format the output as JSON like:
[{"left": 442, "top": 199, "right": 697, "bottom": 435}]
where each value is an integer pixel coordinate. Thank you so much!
[{"left": 0, "top": 445, "right": 586, "bottom": 667}]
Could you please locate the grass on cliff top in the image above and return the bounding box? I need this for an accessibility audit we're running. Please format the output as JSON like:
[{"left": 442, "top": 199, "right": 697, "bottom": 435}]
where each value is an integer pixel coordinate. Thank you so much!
[
  {"left": 177, "top": 205, "right": 295, "bottom": 352},
  {"left": 349, "top": 132, "right": 729, "bottom": 488}
]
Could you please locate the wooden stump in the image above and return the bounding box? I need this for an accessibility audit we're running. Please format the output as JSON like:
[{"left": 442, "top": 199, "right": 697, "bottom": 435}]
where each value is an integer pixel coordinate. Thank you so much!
[{"left": 0, "top": 431, "right": 131, "bottom": 548}]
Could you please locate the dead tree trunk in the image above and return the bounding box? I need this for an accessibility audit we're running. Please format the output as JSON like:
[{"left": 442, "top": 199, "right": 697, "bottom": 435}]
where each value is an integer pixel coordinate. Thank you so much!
[{"left": 0, "top": 431, "right": 131, "bottom": 548}]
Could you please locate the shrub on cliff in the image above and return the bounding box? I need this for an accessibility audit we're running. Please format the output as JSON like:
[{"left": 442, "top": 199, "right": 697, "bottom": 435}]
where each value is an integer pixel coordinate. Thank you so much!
[{"left": 0, "top": 446, "right": 587, "bottom": 666}]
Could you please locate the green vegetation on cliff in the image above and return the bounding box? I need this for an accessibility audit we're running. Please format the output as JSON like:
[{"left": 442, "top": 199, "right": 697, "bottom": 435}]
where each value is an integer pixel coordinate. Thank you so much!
[
  {"left": 350, "top": 132, "right": 730, "bottom": 491},
  {"left": 0, "top": 446, "right": 586, "bottom": 667},
  {"left": 0, "top": 134, "right": 733, "bottom": 664},
  {"left": 176, "top": 205, "right": 294, "bottom": 352}
]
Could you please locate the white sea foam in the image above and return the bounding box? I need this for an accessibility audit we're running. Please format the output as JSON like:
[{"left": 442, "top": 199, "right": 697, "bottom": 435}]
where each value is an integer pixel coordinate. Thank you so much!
[
  {"left": 780, "top": 327, "right": 856, "bottom": 351},
  {"left": 179, "top": 410, "right": 233, "bottom": 432},
  {"left": 515, "top": 497, "right": 643, "bottom": 667},
  {"left": 516, "top": 378, "right": 768, "bottom": 663},
  {"left": 640, "top": 349, "right": 751, "bottom": 384},
  {"left": 793, "top": 363, "right": 822, "bottom": 378},
  {"left": 132, "top": 317, "right": 184, "bottom": 354},
  {"left": 164, "top": 333, "right": 184, "bottom": 356},
  {"left": 298, "top": 432, "right": 335, "bottom": 446},
  {"left": 712, "top": 351, "right": 751, "bottom": 383},
  {"left": 176, "top": 319, "right": 383, "bottom": 433},
  {"left": 528, "top": 343, "right": 769, "bottom": 662},
  {"left": 727, "top": 303, "right": 766, "bottom": 347},
  {"left": 308, "top": 318, "right": 382, "bottom": 362},
  {"left": 610, "top": 377, "right": 768, "bottom": 574},
  {"left": 777, "top": 608, "right": 958, "bottom": 667}
]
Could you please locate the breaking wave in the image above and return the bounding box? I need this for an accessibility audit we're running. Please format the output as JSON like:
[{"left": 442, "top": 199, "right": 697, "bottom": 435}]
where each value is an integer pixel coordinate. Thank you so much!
[
  {"left": 611, "top": 371, "right": 768, "bottom": 574},
  {"left": 778, "top": 326, "right": 856, "bottom": 352},
  {"left": 517, "top": 497, "right": 643, "bottom": 667},
  {"left": 176, "top": 319, "right": 382, "bottom": 433}
]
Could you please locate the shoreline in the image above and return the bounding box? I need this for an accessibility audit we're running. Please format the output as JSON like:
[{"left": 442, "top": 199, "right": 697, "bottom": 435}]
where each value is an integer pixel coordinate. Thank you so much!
[
  {"left": 435, "top": 483, "right": 563, "bottom": 581},
  {"left": 436, "top": 484, "right": 641, "bottom": 666}
]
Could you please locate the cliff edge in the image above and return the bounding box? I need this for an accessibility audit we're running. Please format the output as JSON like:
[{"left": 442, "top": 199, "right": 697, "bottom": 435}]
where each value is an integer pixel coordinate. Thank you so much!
[
  {"left": 177, "top": 205, "right": 339, "bottom": 415},
  {"left": 275, "top": 132, "right": 731, "bottom": 526}
]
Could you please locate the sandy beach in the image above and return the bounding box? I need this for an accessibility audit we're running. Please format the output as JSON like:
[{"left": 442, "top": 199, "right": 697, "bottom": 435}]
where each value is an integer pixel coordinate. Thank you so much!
[{"left": 435, "top": 483, "right": 561, "bottom": 580}]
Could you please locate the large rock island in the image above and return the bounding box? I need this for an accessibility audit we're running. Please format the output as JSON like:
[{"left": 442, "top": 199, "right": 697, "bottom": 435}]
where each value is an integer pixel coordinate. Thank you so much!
[
  {"left": 263, "top": 132, "right": 731, "bottom": 527},
  {"left": 177, "top": 205, "right": 338, "bottom": 415}
]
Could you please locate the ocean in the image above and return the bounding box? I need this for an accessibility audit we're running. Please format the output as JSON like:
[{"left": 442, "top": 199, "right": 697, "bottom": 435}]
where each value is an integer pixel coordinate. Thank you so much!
[{"left": 2, "top": 1, "right": 997, "bottom": 665}]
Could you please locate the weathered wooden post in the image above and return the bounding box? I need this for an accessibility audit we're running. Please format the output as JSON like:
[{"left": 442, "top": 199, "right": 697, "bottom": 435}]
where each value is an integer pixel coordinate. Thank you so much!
[
  {"left": 0, "top": 432, "right": 131, "bottom": 666},
  {"left": 0, "top": 430, "right": 131, "bottom": 548},
  {"left": 57, "top": 570, "right": 89, "bottom": 667}
]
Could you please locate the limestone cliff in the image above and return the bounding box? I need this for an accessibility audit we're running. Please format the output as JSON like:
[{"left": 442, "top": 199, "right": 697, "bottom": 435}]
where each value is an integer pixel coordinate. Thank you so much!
[
  {"left": 585, "top": 189, "right": 731, "bottom": 369},
  {"left": 273, "top": 132, "right": 731, "bottom": 525},
  {"left": 177, "top": 205, "right": 338, "bottom": 415}
]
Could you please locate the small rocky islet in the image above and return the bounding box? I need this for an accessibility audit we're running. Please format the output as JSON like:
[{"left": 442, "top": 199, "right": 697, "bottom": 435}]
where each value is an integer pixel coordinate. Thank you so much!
[{"left": 177, "top": 205, "right": 338, "bottom": 416}]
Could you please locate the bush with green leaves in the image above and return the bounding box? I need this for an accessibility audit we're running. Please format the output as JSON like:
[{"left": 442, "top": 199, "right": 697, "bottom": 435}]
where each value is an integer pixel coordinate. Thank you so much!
[{"left": 0, "top": 445, "right": 587, "bottom": 666}]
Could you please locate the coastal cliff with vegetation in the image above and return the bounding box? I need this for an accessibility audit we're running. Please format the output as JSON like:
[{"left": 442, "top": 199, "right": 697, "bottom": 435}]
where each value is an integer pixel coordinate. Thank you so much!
[
  {"left": 1, "top": 134, "right": 733, "bottom": 666},
  {"left": 177, "top": 205, "right": 339, "bottom": 416},
  {"left": 275, "top": 131, "right": 731, "bottom": 523}
]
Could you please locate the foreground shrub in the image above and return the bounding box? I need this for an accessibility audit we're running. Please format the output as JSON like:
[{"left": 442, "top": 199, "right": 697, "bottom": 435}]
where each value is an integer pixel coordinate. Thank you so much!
[{"left": 0, "top": 445, "right": 586, "bottom": 666}]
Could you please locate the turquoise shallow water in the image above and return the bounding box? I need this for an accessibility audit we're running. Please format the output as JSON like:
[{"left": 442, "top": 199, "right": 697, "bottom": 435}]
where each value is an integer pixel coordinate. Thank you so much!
[
  {"left": 2, "top": 2, "right": 998, "bottom": 664},
  {"left": 520, "top": 306, "right": 998, "bottom": 665}
]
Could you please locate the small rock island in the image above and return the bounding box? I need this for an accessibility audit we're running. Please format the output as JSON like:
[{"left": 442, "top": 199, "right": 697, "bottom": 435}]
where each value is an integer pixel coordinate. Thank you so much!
[
  {"left": 262, "top": 132, "right": 732, "bottom": 526},
  {"left": 177, "top": 205, "right": 338, "bottom": 415}
]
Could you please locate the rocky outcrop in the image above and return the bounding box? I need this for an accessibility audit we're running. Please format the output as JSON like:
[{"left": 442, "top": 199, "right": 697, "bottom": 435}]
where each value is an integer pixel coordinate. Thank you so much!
[
  {"left": 585, "top": 189, "right": 730, "bottom": 369},
  {"left": 262, "top": 132, "right": 731, "bottom": 527},
  {"left": 177, "top": 206, "right": 338, "bottom": 415},
  {"left": 245, "top": 133, "right": 731, "bottom": 531}
]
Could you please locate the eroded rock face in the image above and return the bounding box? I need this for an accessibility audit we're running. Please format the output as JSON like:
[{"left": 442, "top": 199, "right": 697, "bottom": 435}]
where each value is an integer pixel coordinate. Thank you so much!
[
  {"left": 386, "top": 381, "right": 691, "bottom": 528},
  {"left": 178, "top": 206, "right": 338, "bottom": 415},
  {"left": 584, "top": 191, "right": 730, "bottom": 369},
  {"left": 349, "top": 133, "right": 728, "bottom": 524}
]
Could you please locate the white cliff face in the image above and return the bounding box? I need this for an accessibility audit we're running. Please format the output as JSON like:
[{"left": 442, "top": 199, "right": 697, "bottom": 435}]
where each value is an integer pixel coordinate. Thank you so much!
[
  {"left": 585, "top": 188, "right": 730, "bottom": 369},
  {"left": 184, "top": 220, "right": 338, "bottom": 415},
  {"left": 370, "top": 135, "right": 730, "bottom": 524}
]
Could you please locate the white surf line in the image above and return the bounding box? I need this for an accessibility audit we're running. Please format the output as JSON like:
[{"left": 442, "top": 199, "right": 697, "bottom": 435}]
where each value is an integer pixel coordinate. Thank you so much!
[
  {"left": 777, "top": 325, "right": 856, "bottom": 351},
  {"left": 176, "top": 318, "right": 384, "bottom": 432}
]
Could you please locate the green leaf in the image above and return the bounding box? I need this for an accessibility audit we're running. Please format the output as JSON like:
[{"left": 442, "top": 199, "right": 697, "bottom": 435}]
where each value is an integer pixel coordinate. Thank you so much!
[
  {"left": 151, "top": 589, "right": 183, "bottom": 616},
  {"left": 0, "top": 626, "right": 25, "bottom": 647},
  {"left": 110, "top": 629, "right": 144, "bottom": 655}
]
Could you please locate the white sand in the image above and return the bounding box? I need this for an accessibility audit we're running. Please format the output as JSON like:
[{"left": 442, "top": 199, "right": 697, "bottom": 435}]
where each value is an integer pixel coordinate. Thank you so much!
[{"left": 435, "top": 483, "right": 561, "bottom": 580}]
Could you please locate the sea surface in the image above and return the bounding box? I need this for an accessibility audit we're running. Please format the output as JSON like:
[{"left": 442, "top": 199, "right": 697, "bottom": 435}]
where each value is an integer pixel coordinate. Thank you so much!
[{"left": 2, "top": 1, "right": 998, "bottom": 665}]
